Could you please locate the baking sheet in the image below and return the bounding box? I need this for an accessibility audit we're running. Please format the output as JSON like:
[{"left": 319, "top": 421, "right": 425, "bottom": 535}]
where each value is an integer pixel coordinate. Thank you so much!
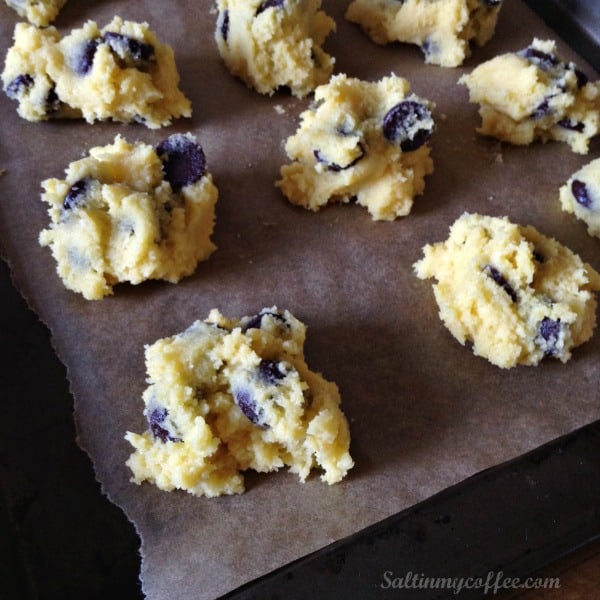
[{"left": 0, "top": 1, "right": 599, "bottom": 598}]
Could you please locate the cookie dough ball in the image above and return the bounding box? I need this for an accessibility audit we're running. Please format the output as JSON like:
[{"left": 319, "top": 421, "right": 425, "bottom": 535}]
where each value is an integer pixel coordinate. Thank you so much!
[
  {"left": 414, "top": 213, "right": 600, "bottom": 368},
  {"left": 4, "top": 0, "right": 67, "bottom": 26},
  {"left": 459, "top": 38, "right": 600, "bottom": 154},
  {"left": 125, "top": 307, "right": 354, "bottom": 497},
  {"left": 39, "top": 133, "right": 217, "bottom": 300},
  {"left": 277, "top": 73, "right": 435, "bottom": 221},
  {"left": 1, "top": 23, "right": 74, "bottom": 122},
  {"left": 214, "top": 0, "right": 336, "bottom": 97},
  {"left": 346, "top": 0, "right": 503, "bottom": 68},
  {"left": 559, "top": 158, "right": 600, "bottom": 239},
  {"left": 1, "top": 17, "right": 192, "bottom": 127}
]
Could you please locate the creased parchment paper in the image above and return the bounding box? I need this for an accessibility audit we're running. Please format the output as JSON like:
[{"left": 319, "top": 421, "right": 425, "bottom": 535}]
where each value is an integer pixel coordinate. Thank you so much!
[{"left": 0, "top": 1, "right": 598, "bottom": 598}]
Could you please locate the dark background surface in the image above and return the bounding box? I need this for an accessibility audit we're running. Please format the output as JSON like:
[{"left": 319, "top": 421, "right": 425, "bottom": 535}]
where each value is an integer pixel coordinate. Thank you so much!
[
  {"left": 0, "top": 258, "right": 143, "bottom": 599},
  {"left": 0, "top": 1, "right": 599, "bottom": 598}
]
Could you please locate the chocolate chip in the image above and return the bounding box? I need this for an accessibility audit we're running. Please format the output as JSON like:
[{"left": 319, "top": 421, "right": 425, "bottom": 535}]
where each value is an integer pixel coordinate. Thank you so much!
[
  {"left": 148, "top": 407, "right": 181, "bottom": 443},
  {"left": 574, "top": 68, "right": 589, "bottom": 88},
  {"left": 483, "top": 264, "right": 517, "bottom": 302},
  {"left": 258, "top": 360, "right": 285, "bottom": 385},
  {"left": 156, "top": 134, "right": 207, "bottom": 192},
  {"left": 518, "top": 46, "right": 560, "bottom": 71},
  {"left": 218, "top": 10, "right": 230, "bottom": 41},
  {"left": 63, "top": 179, "right": 89, "bottom": 210},
  {"left": 256, "top": 0, "right": 285, "bottom": 15},
  {"left": 233, "top": 387, "right": 263, "bottom": 426},
  {"left": 45, "top": 87, "right": 61, "bottom": 114},
  {"left": 538, "top": 317, "right": 562, "bottom": 356},
  {"left": 531, "top": 98, "right": 551, "bottom": 119},
  {"left": 571, "top": 179, "right": 592, "bottom": 208},
  {"left": 421, "top": 38, "right": 434, "bottom": 58},
  {"left": 313, "top": 144, "right": 365, "bottom": 172},
  {"left": 481, "top": 0, "right": 502, "bottom": 5},
  {"left": 103, "top": 32, "right": 155, "bottom": 69},
  {"left": 74, "top": 38, "right": 100, "bottom": 75},
  {"left": 242, "top": 309, "right": 287, "bottom": 332},
  {"left": 557, "top": 118, "right": 585, "bottom": 133},
  {"left": 383, "top": 100, "right": 434, "bottom": 152},
  {"left": 5, "top": 73, "right": 34, "bottom": 99}
]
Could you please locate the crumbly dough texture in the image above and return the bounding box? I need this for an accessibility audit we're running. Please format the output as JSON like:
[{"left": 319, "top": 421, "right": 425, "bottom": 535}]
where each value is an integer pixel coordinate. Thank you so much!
[
  {"left": 4, "top": 0, "right": 67, "bottom": 26},
  {"left": 39, "top": 133, "right": 218, "bottom": 300},
  {"left": 214, "top": 0, "right": 336, "bottom": 97},
  {"left": 346, "top": 0, "right": 503, "bottom": 68},
  {"left": 459, "top": 38, "right": 600, "bottom": 154},
  {"left": 125, "top": 307, "right": 354, "bottom": 497},
  {"left": 1, "top": 17, "right": 191, "bottom": 127},
  {"left": 559, "top": 158, "right": 600, "bottom": 239},
  {"left": 414, "top": 213, "right": 600, "bottom": 368},
  {"left": 277, "top": 73, "right": 435, "bottom": 221}
]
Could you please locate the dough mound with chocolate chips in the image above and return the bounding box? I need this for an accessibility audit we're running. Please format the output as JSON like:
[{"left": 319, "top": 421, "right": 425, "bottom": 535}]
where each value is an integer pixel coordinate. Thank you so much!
[
  {"left": 4, "top": 0, "right": 67, "bottom": 26},
  {"left": 38, "top": 133, "right": 217, "bottom": 300},
  {"left": 414, "top": 213, "right": 600, "bottom": 369},
  {"left": 125, "top": 307, "right": 354, "bottom": 497},
  {"left": 214, "top": 0, "right": 336, "bottom": 98},
  {"left": 559, "top": 158, "right": 600, "bottom": 239},
  {"left": 1, "top": 17, "right": 191, "bottom": 127},
  {"left": 459, "top": 38, "right": 600, "bottom": 154},
  {"left": 346, "top": 0, "right": 503, "bottom": 68},
  {"left": 277, "top": 73, "right": 435, "bottom": 221}
]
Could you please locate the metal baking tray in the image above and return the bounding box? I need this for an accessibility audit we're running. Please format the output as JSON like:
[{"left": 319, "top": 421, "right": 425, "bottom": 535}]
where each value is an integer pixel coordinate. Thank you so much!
[{"left": 1, "top": 1, "right": 598, "bottom": 598}]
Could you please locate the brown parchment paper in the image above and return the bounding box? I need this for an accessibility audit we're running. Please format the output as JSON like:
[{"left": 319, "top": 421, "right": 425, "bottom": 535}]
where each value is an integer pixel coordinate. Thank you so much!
[{"left": 1, "top": 1, "right": 599, "bottom": 598}]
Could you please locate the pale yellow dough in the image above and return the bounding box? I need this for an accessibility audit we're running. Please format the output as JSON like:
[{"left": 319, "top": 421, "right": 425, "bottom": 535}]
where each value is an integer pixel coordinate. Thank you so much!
[
  {"left": 559, "top": 158, "right": 600, "bottom": 239},
  {"left": 4, "top": 0, "right": 67, "bottom": 26},
  {"left": 39, "top": 134, "right": 218, "bottom": 300},
  {"left": 214, "top": 0, "right": 336, "bottom": 97},
  {"left": 125, "top": 307, "right": 354, "bottom": 497},
  {"left": 459, "top": 38, "right": 600, "bottom": 154},
  {"left": 277, "top": 73, "right": 435, "bottom": 221},
  {"left": 346, "top": 0, "right": 503, "bottom": 68},
  {"left": 2, "top": 17, "right": 191, "bottom": 127},
  {"left": 414, "top": 213, "right": 600, "bottom": 368}
]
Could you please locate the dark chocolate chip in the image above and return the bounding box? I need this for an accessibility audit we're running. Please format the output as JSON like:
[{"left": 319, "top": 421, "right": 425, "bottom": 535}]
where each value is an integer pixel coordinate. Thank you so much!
[
  {"left": 5, "top": 73, "right": 34, "bottom": 99},
  {"left": 242, "top": 309, "right": 287, "bottom": 332},
  {"left": 233, "top": 388, "right": 263, "bottom": 426},
  {"left": 74, "top": 38, "right": 100, "bottom": 75},
  {"left": 383, "top": 100, "right": 433, "bottom": 152},
  {"left": 313, "top": 143, "right": 365, "bottom": 172},
  {"left": 574, "top": 68, "right": 589, "bottom": 88},
  {"left": 538, "top": 317, "right": 562, "bottom": 356},
  {"left": 45, "top": 87, "right": 61, "bottom": 114},
  {"left": 531, "top": 98, "right": 551, "bottom": 119},
  {"left": 518, "top": 46, "right": 560, "bottom": 71},
  {"left": 103, "top": 31, "right": 155, "bottom": 69},
  {"left": 63, "top": 179, "right": 89, "bottom": 210},
  {"left": 218, "top": 10, "right": 230, "bottom": 41},
  {"left": 148, "top": 407, "right": 181, "bottom": 443},
  {"left": 156, "top": 134, "right": 206, "bottom": 192},
  {"left": 483, "top": 264, "right": 517, "bottom": 302},
  {"left": 571, "top": 179, "right": 592, "bottom": 208},
  {"left": 421, "top": 37, "right": 442, "bottom": 62},
  {"left": 557, "top": 118, "right": 585, "bottom": 133},
  {"left": 256, "top": 0, "right": 285, "bottom": 15},
  {"left": 258, "top": 360, "right": 285, "bottom": 385}
]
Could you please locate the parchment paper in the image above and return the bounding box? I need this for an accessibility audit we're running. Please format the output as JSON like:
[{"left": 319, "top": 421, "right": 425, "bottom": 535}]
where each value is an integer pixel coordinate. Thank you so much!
[{"left": 1, "top": 1, "right": 598, "bottom": 598}]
